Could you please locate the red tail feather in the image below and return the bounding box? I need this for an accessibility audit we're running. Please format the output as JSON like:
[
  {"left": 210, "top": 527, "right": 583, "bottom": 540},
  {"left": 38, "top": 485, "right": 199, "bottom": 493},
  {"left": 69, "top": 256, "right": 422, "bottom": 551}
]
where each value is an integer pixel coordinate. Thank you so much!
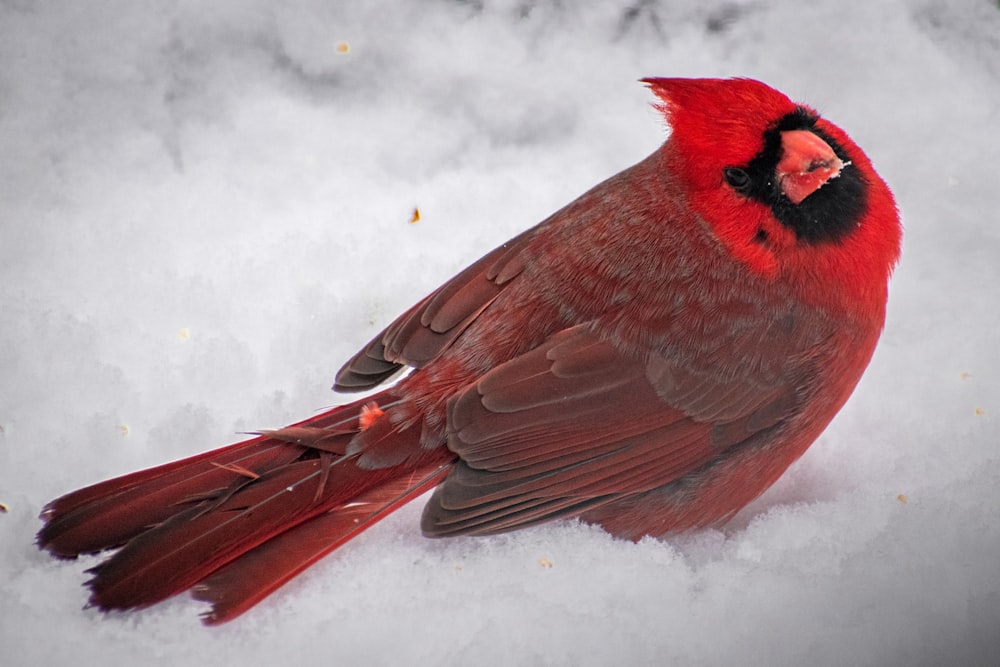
[
  {"left": 37, "top": 392, "right": 455, "bottom": 622},
  {"left": 192, "top": 461, "right": 451, "bottom": 624}
]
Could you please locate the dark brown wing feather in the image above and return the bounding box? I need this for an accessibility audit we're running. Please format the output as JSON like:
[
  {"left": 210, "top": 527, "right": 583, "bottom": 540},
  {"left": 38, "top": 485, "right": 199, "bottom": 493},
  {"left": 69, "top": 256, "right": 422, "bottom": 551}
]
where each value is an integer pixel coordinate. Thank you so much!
[
  {"left": 334, "top": 234, "right": 530, "bottom": 392},
  {"left": 421, "top": 325, "right": 800, "bottom": 537}
]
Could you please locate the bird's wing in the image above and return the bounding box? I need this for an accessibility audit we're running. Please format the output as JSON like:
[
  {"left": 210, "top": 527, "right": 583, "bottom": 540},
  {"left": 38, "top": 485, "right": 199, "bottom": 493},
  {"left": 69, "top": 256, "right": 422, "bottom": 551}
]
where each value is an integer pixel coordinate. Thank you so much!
[
  {"left": 421, "top": 323, "right": 802, "bottom": 536},
  {"left": 333, "top": 228, "right": 533, "bottom": 392}
]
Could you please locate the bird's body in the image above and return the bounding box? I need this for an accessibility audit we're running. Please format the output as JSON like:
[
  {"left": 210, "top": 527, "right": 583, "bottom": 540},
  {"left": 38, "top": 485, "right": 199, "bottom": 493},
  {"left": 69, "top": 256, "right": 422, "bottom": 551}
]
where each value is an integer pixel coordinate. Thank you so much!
[{"left": 38, "top": 77, "right": 901, "bottom": 624}]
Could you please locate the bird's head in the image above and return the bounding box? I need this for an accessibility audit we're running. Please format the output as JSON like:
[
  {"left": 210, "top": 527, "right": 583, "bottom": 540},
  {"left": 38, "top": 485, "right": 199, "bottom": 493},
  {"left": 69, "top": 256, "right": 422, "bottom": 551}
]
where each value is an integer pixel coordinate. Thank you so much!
[{"left": 644, "top": 77, "right": 900, "bottom": 310}]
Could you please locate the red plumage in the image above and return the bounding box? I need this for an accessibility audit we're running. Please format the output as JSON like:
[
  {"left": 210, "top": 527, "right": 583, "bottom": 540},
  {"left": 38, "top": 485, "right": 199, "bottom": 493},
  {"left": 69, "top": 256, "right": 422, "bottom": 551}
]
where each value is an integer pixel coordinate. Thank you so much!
[{"left": 37, "top": 77, "right": 901, "bottom": 623}]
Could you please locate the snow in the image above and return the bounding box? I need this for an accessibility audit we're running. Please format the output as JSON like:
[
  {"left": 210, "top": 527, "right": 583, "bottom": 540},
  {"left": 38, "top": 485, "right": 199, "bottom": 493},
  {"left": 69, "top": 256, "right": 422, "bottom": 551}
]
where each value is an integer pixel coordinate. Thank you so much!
[{"left": 2, "top": 0, "right": 998, "bottom": 665}]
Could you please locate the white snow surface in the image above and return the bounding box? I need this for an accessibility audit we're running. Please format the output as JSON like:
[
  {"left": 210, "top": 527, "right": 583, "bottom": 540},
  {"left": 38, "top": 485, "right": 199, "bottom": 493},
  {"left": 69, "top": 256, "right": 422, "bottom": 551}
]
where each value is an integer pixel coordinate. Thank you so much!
[{"left": 2, "top": 1, "right": 999, "bottom": 665}]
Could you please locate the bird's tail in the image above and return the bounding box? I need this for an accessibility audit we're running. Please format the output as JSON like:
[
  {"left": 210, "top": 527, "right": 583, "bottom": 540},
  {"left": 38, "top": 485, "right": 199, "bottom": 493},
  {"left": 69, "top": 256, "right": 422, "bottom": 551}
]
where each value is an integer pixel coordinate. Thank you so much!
[{"left": 36, "top": 391, "right": 453, "bottom": 624}]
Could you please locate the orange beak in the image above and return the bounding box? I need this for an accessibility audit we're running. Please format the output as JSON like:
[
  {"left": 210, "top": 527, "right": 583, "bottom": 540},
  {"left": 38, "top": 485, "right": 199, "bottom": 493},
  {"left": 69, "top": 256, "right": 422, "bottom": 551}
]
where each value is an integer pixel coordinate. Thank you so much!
[{"left": 777, "top": 129, "right": 845, "bottom": 205}]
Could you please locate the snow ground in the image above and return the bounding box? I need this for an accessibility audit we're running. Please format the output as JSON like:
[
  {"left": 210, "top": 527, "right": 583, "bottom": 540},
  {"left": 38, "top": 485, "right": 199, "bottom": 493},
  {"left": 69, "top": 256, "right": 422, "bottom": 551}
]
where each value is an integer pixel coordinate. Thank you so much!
[{"left": 1, "top": 1, "right": 998, "bottom": 665}]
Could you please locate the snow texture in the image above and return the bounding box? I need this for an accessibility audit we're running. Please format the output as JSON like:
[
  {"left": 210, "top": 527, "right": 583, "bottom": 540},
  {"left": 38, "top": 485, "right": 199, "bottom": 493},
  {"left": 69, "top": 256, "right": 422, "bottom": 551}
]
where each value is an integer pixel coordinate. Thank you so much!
[{"left": 2, "top": 1, "right": 998, "bottom": 665}]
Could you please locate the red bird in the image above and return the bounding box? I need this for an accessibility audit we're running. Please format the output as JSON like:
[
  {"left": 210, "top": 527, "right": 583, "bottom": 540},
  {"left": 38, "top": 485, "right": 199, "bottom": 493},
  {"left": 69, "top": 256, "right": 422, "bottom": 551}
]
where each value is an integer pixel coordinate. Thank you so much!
[{"left": 37, "top": 77, "right": 901, "bottom": 624}]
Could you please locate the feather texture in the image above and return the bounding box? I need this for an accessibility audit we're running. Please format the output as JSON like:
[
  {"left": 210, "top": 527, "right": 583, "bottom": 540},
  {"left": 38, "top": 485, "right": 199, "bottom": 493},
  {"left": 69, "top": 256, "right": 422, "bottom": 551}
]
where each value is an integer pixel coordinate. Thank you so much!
[{"left": 37, "top": 77, "right": 901, "bottom": 623}]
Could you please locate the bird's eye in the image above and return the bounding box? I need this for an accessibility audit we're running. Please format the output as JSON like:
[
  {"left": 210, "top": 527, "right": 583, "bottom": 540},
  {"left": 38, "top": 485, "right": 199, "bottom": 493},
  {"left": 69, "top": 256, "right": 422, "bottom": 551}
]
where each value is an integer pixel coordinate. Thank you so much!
[{"left": 723, "top": 167, "right": 752, "bottom": 193}]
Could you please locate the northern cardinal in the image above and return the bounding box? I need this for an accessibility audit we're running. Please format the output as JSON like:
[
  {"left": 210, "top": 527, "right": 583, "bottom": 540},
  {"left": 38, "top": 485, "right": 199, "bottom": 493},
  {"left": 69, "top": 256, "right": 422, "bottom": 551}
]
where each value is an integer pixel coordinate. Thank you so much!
[{"left": 37, "top": 77, "right": 901, "bottom": 624}]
